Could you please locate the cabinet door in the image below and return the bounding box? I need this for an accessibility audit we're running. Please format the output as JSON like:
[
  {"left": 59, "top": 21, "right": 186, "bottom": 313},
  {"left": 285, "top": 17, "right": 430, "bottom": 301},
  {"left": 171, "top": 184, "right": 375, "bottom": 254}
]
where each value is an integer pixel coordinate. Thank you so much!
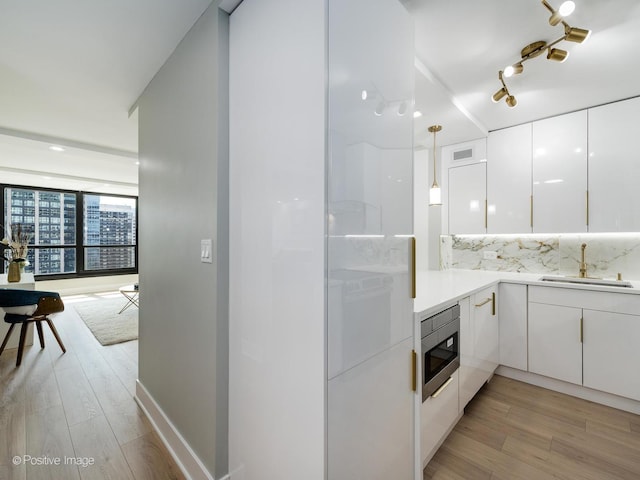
[
  {"left": 487, "top": 124, "right": 532, "bottom": 233},
  {"left": 420, "top": 370, "right": 459, "bottom": 466},
  {"left": 588, "top": 96, "right": 640, "bottom": 232},
  {"left": 583, "top": 309, "right": 640, "bottom": 401},
  {"left": 472, "top": 285, "right": 499, "bottom": 379},
  {"left": 528, "top": 302, "right": 582, "bottom": 385},
  {"left": 448, "top": 163, "right": 486, "bottom": 234},
  {"left": 532, "top": 111, "right": 587, "bottom": 233},
  {"left": 458, "top": 296, "right": 483, "bottom": 410},
  {"left": 499, "top": 283, "right": 527, "bottom": 371}
]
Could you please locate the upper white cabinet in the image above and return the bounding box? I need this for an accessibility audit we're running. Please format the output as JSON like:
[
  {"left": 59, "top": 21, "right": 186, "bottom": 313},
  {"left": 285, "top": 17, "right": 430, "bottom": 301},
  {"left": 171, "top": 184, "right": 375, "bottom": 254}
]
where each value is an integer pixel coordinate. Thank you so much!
[
  {"left": 532, "top": 111, "right": 588, "bottom": 233},
  {"left": 487, "top": 124, "right": 532, "bottom": 233},
  {"left": 448, "top": 163, "right": 486, "bottom": 234},
  {"left": 588, "top": 96, "right": 640, "bottom": 232}
]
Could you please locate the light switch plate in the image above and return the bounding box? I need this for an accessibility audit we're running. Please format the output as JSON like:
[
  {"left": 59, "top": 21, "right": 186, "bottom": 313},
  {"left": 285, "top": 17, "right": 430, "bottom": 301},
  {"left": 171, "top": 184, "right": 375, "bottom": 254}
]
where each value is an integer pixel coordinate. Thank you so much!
[
  {"left": 483, "top": 250, "right": 498, "bottom": 260},
  {"left": 201, "top": 239, "right": 213, "bottom": 263}
]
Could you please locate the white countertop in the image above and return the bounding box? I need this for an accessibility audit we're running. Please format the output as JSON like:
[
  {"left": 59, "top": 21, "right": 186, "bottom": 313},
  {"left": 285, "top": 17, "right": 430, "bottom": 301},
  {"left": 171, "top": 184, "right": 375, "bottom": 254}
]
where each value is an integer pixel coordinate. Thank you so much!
[{"left": 414, "top": 269, "right": 640, "bottom": 319}]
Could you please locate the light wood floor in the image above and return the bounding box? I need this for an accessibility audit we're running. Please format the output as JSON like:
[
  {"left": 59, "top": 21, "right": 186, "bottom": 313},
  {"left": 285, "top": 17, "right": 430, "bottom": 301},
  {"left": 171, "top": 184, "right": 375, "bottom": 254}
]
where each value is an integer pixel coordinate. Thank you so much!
[
  {"left": 0, "top": 293, "right": 185, "bottom": 480},
  {"left": 424, "top": 374, "right": 640, "bottom": 480}
]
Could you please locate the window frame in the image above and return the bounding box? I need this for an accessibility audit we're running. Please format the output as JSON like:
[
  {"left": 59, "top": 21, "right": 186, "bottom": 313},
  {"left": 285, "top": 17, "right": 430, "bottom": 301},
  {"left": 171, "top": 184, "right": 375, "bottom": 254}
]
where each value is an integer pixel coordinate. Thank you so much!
[{"left": 2, "top": 183, "right": 138, "bottom": 280}]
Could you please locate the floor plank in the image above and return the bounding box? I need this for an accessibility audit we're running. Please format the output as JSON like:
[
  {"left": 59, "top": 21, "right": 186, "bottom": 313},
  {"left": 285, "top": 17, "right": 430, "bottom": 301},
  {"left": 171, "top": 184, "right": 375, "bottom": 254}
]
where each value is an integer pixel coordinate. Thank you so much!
[
  {"left": 0, "top": 292, "right": 182, "bottom": 480},
  {"left": 425, "top": 375, "right": 640, "bottom": 479}
]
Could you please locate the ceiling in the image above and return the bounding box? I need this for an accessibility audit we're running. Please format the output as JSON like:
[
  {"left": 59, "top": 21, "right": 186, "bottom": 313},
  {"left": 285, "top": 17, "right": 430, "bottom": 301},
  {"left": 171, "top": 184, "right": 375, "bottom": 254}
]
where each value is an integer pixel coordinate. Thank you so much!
[
  {"left": 0, "top": 0, "right": 639, "bottom": 185},
  {"left": 408, "top": 0, "right": 640, "bottom": 147},
  {"left": 0, "top": 0, "right": 214, "bottom": 193}
]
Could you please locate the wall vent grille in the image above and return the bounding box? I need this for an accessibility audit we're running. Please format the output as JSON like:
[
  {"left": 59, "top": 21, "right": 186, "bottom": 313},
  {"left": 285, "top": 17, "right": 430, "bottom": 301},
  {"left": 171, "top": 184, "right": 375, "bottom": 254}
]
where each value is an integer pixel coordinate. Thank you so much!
[{"left": 453, "top": 148, "right": 473, "bottom": 161}]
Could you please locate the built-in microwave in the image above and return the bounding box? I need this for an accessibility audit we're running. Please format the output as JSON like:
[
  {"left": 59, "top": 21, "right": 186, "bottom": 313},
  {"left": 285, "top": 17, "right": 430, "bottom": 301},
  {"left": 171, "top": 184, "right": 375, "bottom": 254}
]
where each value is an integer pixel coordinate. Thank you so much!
[{"left": 420, "top": 304, "right": 460, "bottom": 401}]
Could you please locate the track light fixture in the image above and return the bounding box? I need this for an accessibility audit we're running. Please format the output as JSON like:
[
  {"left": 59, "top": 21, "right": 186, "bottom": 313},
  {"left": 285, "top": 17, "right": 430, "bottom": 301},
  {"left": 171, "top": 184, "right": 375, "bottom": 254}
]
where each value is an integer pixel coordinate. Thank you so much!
[
  {"left": 362, "top": 85, "right": 410, "bottom": 117},
  {"left": 492, "top": 71, "right": 517, "bottom": 108},
  {"left": 491, "top": 0, "right": 591, "bottom": 107}
]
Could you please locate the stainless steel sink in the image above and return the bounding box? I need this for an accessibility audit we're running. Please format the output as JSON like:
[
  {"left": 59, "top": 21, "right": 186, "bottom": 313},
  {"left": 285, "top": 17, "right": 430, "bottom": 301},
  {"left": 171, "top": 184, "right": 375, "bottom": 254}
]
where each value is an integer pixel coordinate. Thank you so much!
[{"left": 540, "top": 275, "right": 633, "bottom": 288}]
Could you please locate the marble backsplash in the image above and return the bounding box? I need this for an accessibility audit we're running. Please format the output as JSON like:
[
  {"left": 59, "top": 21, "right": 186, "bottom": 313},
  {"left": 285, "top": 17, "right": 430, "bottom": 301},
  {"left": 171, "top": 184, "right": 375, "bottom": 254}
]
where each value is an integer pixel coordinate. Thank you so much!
[{"left": 441, "top": 233, "right": 640, "bottom": 280}]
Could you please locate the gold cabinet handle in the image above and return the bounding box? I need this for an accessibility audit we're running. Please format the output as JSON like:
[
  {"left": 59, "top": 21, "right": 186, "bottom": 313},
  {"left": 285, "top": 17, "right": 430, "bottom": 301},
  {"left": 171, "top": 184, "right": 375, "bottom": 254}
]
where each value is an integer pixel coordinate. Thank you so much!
[
  {"left": 475, "top": 298, "right": 492, "bottom": 307},
  {"left": 484, "top": 199, "right": 488, "bottom": 230},
  {"left": 586, "top": 190, "right": 589, "bottom": 227},
  {"left": 530, "top": 195, "right": 533, "bottom": 228},
  {"left": 432, "top": 376, "right": 454, "bottom": 399},
  {"left": 411, "top": 350, "right": 417, "bottom": 392},
  {"left": 411, "top": 237, "right": 416, "bottom": 299}
]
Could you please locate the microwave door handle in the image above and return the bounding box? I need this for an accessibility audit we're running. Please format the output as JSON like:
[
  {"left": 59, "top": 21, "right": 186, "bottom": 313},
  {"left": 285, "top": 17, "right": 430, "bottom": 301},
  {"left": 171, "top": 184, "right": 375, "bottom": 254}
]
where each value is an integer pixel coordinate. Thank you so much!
[{"left": 431, "top": 376, "right": 454, "bottom": 399}]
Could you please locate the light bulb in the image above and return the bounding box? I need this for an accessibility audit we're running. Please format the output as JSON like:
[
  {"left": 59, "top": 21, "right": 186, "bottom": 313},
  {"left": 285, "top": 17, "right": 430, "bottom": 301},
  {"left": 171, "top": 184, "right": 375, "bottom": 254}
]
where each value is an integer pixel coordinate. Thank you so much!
[
  {"left": 559, "top": 1, "right": 575, "bottom": 17},
  {"left": 429, "top": 186, "right": 442, "bottom": 206}
]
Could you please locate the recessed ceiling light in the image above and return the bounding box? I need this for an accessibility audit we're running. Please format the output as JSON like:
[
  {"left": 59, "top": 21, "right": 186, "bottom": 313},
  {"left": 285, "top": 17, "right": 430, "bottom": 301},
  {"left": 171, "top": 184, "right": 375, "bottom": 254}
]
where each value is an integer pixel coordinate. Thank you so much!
[
  {"left": 135, "top": 161, "right": 140, "bottom": 165},
  {"left": 413, "top": 111, "right": 423, "bottom": 118},
  {"left": 49, "top": 146, "right": 65, "bottom": 152}
]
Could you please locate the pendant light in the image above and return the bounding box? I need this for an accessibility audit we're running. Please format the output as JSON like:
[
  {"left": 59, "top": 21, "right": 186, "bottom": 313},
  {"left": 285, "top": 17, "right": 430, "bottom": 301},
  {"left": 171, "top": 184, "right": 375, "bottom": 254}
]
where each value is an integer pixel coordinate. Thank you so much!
[{"left": 428, "top": 125, "right": 442, "bottom": 206}]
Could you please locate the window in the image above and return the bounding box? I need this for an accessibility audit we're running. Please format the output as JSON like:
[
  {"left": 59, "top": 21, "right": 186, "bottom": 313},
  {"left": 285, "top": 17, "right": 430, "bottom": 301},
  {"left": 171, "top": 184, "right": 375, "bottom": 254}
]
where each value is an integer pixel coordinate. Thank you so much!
[
  {"left": 2, "top": 186, "right": 137, "bottom": 278},
  {"left": 82, "top": 194, "right": 137, "bottom": 271}
]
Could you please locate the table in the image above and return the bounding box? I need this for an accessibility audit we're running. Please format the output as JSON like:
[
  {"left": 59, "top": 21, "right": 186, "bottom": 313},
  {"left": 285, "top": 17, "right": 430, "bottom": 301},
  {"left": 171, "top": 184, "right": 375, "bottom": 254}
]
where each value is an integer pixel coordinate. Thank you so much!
[
  {"left": 118, "top": 284, "right": 139, "bottom": 314},
  {"left": 0, "top": 273, "right": 35, "bottom": 349}
]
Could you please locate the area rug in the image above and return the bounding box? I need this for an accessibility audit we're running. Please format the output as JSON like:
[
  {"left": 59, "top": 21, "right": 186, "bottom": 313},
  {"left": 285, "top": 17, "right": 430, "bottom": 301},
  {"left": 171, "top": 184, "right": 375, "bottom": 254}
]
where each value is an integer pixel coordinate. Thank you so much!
[{"left": 73, "top": 296, "right": 138, "bottom": 346}]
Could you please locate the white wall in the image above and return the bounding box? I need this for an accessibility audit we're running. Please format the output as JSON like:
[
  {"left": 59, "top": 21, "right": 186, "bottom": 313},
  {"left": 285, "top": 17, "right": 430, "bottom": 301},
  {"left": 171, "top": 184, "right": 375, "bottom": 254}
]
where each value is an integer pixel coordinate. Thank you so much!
[
  {"left": 228, "top": 0, "right": 326, "bottom": 478},
  {"left": 137, "top": 3, "right": 229, "bottom": 478}
]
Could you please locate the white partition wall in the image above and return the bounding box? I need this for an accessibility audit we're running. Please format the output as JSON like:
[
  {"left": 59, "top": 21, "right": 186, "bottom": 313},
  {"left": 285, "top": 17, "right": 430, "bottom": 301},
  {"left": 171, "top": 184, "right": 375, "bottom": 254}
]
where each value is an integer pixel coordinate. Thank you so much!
[
  {"left": 327, "top": 0, "right": 415, "bottom": 478},
  {"left": 229, "top": 1, "right": 326, "bottom": 479},
  {"left": 230, "top": 0, "right": 414, "bottom": 478}
]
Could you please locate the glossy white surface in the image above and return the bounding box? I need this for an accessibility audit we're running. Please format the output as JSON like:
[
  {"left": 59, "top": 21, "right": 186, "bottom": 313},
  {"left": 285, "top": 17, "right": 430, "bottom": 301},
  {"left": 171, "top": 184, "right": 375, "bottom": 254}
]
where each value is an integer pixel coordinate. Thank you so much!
[
  {"left": 328, "top": 338, "right": 414, "bottom": 480},
  {"left": 458, "top": 295, "right": 484, "bottom": 410},
  {"left": 0, "top": 273, "right": 35, "bottom": 349},
  {"left": 528, "top": 302, "right": 583, "bottom": 385},
  {"left": 487, "top": 124, "right": 531, "bottom": 233},
  {"left": 420, "top": 369, "right": 459, "bottom": 466},
  {"left": 229, "top": 1, "right": 326, "bottom": 478},
  {"left": 589, "top": 97, "right": 640, "bottom": 232},
  {"left": 472, "top": 285, "right": 499, "bottom": 380},
  {"left": 327, "top": 0, "right": 415, "bottom": 478},
  {"left": 583, "top": 309, "right": 640, "bottom": 402},
  {"left": 532, "top": 111, "right": 587, "bottom": 233},
  {"left": 448, "top": 163, "right": 486, "bottom": 234},
  {"left": 498, "top": 283, "right": 527, "bottom": 371}
]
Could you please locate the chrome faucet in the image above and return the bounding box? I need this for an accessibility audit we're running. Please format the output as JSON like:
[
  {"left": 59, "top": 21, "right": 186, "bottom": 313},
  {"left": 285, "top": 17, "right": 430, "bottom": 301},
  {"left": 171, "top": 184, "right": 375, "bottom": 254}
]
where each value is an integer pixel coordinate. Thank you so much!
[{"left": 579, "top": 243, "right": 588, "bottom": 278}]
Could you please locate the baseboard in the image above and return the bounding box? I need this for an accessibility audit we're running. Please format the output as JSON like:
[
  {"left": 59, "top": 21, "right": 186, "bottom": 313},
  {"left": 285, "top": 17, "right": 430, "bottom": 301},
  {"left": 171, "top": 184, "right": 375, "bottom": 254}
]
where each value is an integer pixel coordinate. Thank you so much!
[
  {"left": 135, "top": 380, "right": 221, "bottom": 480},
  {"left": 496, "top": 366, "right": 640, "bottom": 415}
]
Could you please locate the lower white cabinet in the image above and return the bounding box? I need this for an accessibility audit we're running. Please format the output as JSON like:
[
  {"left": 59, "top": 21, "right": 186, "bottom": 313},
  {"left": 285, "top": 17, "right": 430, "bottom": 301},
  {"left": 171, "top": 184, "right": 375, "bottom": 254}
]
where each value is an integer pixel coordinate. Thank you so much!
[
  {"left": 420, "top": 370, "right": 459, "bottom": 466},
  {"left": 528, "top": 302, "right": 583, "bottom": 385},
  {"left": 459, "top": 286, "right": 499, "bottom": 410},
  {"left": 583, "top": 309, "right": 640, "bottom": 401},
  {"left": 528, "top": 286, "right": 640, "bottom": 402},
  {"left": 498, "top": 283, "right": 527, "bottom": 371}
]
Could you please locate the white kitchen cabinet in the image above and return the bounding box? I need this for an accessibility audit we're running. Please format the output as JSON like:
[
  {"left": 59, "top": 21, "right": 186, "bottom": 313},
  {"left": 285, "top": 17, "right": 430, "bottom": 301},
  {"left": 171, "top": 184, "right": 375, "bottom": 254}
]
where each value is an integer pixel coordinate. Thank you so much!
[
  {"left": 448, "top": 163, "right": 486, "bottom": 234},
  {"left": 498, "top": 283, "right": 527, "bottom": 371},
  {"left": 588, "top": 96, "right": 640, "bottom": 232},
  {"left": 328, "top": 338, "right": 414, "bottom": 480},
  {"left": 420, "top": 369, "right": 459, "bottom": 466},
  {"left": 583, "top": 309, "right": 640, "bottom": 402},
  {"left": 486, "top": 124, "right": 532, "bottom": 233},
  {"left": 528, "top": 302, "right": 582, "bottom": 385},
  {"left": 528, "top": 285, "right": 640, "bottom": 401},
  {"left": 459, "top": 286, "right": 499, "bottom": 410},
  {"left": 473, "top": 285, "right": 499, "bottom": 380},
  {"left": 532, "top": 111, "right": 588, "bottom": 233}
]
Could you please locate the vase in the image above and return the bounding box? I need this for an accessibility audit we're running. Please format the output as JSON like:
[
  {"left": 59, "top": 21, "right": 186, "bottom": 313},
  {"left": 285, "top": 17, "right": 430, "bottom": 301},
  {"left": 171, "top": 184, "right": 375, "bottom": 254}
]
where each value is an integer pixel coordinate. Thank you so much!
[{"left": 7, "top": 261, "right": 21, "bottom": 283}]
